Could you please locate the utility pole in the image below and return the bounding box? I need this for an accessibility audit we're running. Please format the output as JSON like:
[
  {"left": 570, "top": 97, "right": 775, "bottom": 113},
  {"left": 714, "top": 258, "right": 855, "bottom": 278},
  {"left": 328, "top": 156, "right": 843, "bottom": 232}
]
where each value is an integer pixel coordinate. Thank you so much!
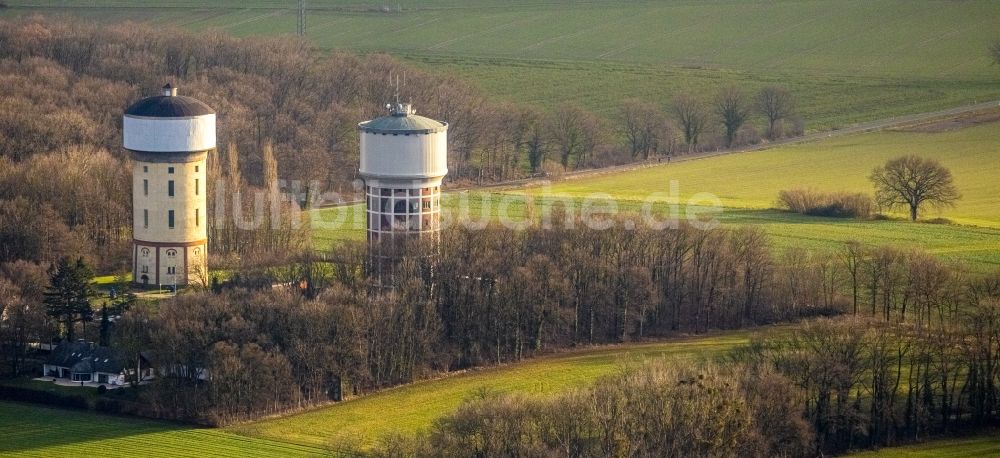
[{"left": 297, "top": 0, "right": 306, "bottom": 37}]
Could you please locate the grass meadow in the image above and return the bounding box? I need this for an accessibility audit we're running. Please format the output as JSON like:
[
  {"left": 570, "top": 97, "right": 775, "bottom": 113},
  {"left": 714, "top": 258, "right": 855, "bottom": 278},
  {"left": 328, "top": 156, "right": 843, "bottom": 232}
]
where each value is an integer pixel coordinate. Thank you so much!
[
  {"left": 5, "top": 1, "right": 1000, "bottom": 129},
  {"left": 229, "top": 328, "right": 762, "bottom": 450},
  {"left": 847, "top": 434, "right": 1000, "bottom": 457},
  {"left": 0, "top": 401, "right": 325, "bottom": 457},
  {"left": 311, "top": 120, "right": 1000, "bottom": 271}
]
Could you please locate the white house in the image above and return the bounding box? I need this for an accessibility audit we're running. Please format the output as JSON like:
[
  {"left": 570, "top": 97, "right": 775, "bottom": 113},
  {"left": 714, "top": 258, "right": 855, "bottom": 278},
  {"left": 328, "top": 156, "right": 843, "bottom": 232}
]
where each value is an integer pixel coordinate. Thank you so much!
[{"left": 43, "top": 341, "right": 153, "bottom": 386}]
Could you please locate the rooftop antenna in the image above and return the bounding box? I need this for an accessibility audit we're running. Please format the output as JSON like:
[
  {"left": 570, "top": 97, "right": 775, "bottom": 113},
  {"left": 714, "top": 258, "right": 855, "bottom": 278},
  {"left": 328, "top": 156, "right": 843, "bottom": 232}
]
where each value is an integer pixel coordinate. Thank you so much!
[{"left": 403, "top": 71, "right": 410, "bottom": 105}]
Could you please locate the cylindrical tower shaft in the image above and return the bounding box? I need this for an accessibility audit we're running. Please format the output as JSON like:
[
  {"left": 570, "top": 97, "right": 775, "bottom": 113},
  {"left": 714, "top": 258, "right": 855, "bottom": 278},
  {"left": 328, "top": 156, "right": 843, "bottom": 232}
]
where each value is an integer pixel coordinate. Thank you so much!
[
  {"left": 124, "top": 84, "right": 215, "bottom": 288},
  {"left": 358, "top": 103, "right": 448, "bottom": 284}
]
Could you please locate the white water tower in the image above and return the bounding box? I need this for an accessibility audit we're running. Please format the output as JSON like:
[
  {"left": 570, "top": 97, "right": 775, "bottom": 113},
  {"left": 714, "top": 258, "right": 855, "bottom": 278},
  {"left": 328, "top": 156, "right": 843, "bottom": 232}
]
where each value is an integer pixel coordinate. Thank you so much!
[
  {"left": 124, "top": 84, "right": 214, "bottom": 287},
  {"left": 359, "top": 102, "right": 448, "bottom": 272}
]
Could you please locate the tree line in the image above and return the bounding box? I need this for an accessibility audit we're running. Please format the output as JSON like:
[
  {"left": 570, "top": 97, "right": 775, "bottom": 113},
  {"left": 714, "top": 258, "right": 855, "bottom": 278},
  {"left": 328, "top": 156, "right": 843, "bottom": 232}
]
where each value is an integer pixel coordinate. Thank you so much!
[{"left": 82, "top": 218, "right": 996, "bottom": 428}]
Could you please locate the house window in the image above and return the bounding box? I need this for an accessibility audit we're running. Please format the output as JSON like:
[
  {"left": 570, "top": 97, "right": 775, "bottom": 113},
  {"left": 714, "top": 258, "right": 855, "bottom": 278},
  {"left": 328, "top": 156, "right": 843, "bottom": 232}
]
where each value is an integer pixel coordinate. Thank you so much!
[
  {"left": 168, "top": 210, "right": 175, "bottom": 228},
  {"left": 143, "top": 209, "right": 148, "bottom": 228},
  {"left": 168, "top": 180, "right": 174, "bottom": 197},
  {"left": 143, "top": 179, "right": 148, "bottom": 196},
  {"left": 168, "top": 167, "right": 174, "bottom": 174}
]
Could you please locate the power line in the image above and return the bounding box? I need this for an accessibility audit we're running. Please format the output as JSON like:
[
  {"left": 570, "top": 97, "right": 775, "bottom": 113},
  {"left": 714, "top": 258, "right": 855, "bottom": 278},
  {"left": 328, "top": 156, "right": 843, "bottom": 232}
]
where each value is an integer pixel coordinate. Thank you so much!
[{"left": 297, "top": 0, "right": 306, "bottom": 36}]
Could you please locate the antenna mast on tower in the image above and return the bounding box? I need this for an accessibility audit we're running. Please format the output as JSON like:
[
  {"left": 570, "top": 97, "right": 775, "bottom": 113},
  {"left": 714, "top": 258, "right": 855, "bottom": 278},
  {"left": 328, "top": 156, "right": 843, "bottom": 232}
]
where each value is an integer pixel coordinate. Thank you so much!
[
  {"left": 394, "top": 74, "right": 400, "bottom": 105},
  {"left": 297, "top": 0, "right": 306, "bottom": 36}
]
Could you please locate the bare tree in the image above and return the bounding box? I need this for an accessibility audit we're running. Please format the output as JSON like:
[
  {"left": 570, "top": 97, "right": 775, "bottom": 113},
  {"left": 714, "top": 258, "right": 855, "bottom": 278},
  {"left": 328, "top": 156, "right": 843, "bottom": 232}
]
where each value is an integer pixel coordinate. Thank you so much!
[
  {"left": 547, "top": 104, "right": 600, "bottom": 169},
  {"left": 619, "top": 99, "right": 668, "bottom": 160},
  {"left": 715, "top": 86, "right": 751, "bottom": 147},
  {"left": 756, "top": 85, "right": 794, "bottom": 140},
  {"left": 869, "top": 155, "right": 960, "bottom": 221},
  {"left": 671, "top": 94, "right": 708, "bottom": 152},
  {"left": 838, "top": 241, "right": 866, "bottom": 315}
]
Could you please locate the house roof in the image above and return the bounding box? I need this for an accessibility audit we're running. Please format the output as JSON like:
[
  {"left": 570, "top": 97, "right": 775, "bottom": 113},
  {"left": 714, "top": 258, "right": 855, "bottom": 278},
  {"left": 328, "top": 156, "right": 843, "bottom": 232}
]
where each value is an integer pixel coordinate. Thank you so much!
[{"left": 47, "top": 341, "right": 125, "bottom": 374}]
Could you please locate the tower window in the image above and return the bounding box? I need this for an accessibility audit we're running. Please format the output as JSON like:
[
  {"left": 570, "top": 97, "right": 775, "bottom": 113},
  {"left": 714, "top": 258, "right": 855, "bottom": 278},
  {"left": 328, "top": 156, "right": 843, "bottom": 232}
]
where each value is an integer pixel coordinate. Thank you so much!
[
  {"left": 168, "top": 167, "right": 175, "bottom": 174},
  {"left": 143, "top": 166, "right": 148, "bottom": 173},
  {"left": 168, "top": 180, "right": 174, "bottom": 197},
  {"left": 166, "top": 249, "right": 177, "bottom": 257},
  {"left": 143, "top": 209, "right": 148, "bottom": 228},
  {"left": 195, "top": 208, "right": 199, "bottom": 227},
  {"left": 195, "top": 165, "right": 199, "bottom": 172},
  {"left": 195, "top": 178, "right": 199, "bottom": 195},
  {"left": 143, "top": 179, "right": 148, "bottom": 196},
  {"left": 168, "top": 210, "right": 175, "bottom": 228}
]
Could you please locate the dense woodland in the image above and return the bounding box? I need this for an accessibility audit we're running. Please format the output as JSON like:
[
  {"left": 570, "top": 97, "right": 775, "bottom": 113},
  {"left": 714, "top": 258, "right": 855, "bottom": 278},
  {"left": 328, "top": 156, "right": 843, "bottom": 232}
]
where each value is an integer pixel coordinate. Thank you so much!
[
  {"left": 0, "top": 16, "right": 795, "bottom": 270},
  {"left": 73, "top": 221, "right": 998, "bottom": 447}
]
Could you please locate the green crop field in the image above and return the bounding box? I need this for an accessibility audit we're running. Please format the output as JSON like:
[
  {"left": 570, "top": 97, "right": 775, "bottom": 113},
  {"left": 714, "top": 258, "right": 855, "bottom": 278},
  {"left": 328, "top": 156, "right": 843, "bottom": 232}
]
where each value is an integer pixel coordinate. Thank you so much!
[
  {"left": 229, "top": 328, "right": 762, "bottom": 450},
  {"left": 311, "top": 118, "right": 1000, "bottom": 271},
  {"left": 0, "top": 401, "right": 325, "bottom": 457},
  {"left": 848, "top": 434, "right": 1000, "bottom": 457},
  {"left": 534, "top": 120, "right": 1000, "bottom": 227},
  {"left": 5, "top": 1, "right": 1000, "bottom": 129}
]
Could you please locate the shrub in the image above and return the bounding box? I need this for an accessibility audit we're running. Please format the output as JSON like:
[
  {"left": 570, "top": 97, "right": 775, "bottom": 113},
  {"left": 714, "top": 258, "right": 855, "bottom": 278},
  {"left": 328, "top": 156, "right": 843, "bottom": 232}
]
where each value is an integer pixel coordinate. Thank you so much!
[
  {"left": 94, "top": 398, "right": 120, "bottom": 414},
  {"left": 382, "top": 361, "right": 813, "bottom": 458},
  {"left": 777, "top": 188, "right": 873, "bottom": 218},
  {"left": 0, "top": 384, "right": 89, "bottom": 409}
]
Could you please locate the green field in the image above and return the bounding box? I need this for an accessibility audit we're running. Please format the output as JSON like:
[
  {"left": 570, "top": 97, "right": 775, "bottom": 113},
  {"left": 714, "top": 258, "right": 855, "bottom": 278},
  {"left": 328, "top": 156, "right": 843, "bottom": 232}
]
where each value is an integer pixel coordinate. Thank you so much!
[
  {"left": 311, "top": 119, "right": 1000, "bottom": 270},
  {"left": 229, "top": 328, "right": 760, "bottom": 450},
  {"left": 848, "top": 434, "right": 1000, "bottom": 457},
  {"left": 6, "top": 1, "right": 1000, "bottom": 129},
  {"left": 535, "top": 119, "right": 1000, "bottom": 227},
  {"left": 0, "top": 401, "right": 325, "bottom": 457}
]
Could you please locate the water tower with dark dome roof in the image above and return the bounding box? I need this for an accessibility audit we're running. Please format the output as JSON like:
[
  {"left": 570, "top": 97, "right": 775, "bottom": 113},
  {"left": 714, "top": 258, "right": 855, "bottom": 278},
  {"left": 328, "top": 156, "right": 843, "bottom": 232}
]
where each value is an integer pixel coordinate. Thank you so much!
[{"left": 124, "top": 84, "right": 214, "bottom": 288}]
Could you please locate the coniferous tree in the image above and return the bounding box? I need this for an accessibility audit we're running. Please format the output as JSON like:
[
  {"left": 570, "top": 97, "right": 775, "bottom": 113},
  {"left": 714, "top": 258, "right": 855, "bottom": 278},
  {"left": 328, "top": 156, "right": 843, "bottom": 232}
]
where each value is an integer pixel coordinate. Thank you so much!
[
  {"left": 99, "top": 305, "right": 110, "bottom": 347},
  {"left": 43, "top": 257, "right": 95, "bottom": 341}
]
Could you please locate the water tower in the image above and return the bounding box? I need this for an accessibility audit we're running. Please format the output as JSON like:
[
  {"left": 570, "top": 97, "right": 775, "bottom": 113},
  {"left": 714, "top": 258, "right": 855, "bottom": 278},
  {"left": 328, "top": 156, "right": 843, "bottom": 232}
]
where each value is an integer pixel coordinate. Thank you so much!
[
  {"left": 124, "top": 84, "right": 214, "bottom": 288},
  {"left": 358, "top": 102, "right": 448, "bottom": 279}
]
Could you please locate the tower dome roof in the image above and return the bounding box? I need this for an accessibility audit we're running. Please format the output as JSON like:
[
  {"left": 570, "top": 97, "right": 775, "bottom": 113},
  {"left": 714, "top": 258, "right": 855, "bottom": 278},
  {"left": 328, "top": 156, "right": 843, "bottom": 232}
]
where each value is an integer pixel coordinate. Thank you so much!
[
  {"left": 124, "top": 84, "right": 214, "bottom": 118},
  {"left": 359, "top": 103, "right": 447, "bottom": 134}
]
